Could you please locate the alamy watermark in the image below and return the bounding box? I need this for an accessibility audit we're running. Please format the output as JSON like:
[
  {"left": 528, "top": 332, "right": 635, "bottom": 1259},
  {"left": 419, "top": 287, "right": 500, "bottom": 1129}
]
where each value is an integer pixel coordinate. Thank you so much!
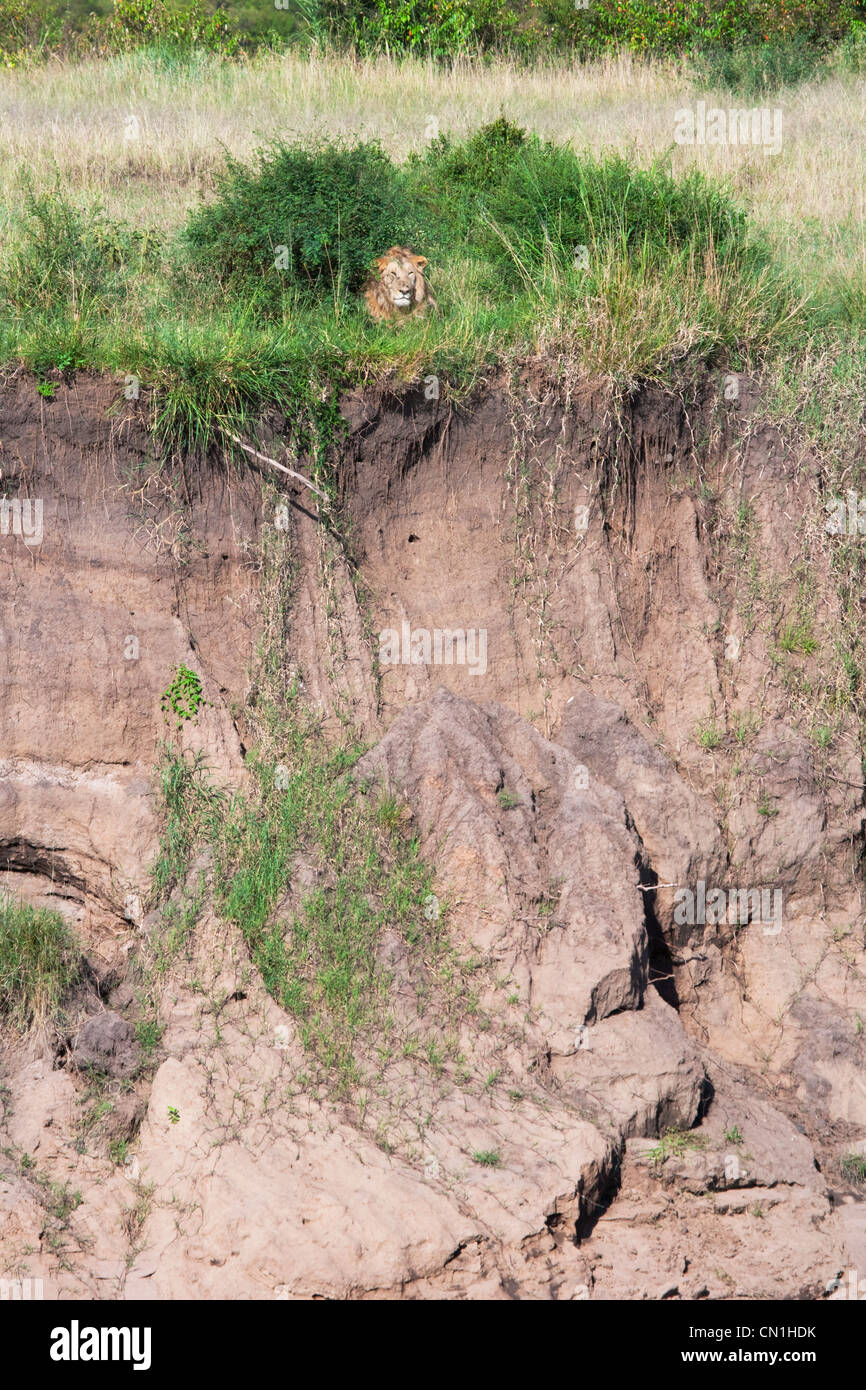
[
  {"left": 379, "top": 621, "right": 488, "bottom": 676},
  {"left": 673, "top": 880, "right": 783, "bottom": 936},
  {"left": 825, "top": 490, "right": 866, "bottom": 536},
  {"left": 1, "top": 1278, "right": 44, "bottom": 1300},
  {"left": 674, "top": 101, "right": 783, "bottom": 156},
  {"left": 0, "top": 497, "right": 43, "bottom": 546},
  {"left": 827, "top": 1268, "right": 866, "bottom": 1299},
  {"left": 50, "top": 1322, "right": 151, "bottom": 1371}
]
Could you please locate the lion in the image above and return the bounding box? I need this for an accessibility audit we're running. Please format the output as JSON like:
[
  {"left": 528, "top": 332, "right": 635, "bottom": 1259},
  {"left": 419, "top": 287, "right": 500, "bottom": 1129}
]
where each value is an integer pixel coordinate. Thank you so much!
[{"left": 362, "top": 247, "right": 438, "bottom": 322}]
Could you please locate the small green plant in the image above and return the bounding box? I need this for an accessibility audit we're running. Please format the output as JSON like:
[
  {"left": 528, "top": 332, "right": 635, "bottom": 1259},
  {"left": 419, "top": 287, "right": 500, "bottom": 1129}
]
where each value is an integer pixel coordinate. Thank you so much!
[
  {"left": 497, "top": 789, "right": 521, "bottom": 809},
  {"left": 756, "top": 792, "right": 779, "bottom": 818},
  {"left": 648, "top": 1127, "right": 709, "bottom": 1165},
  {"left": 167, "top": 1106, "right": 180, "bottom": 1125},
  {"left": 724, "top": 1125, "right": 744, "bottom": 1146},
  {"left": 472, "top": 1148, "right": 502, "bottom": 1167},
  {"left": 778, "top": 620, "right": 817, "bottom": 655},
  {"left": 108, "top": 1138, "right": 130, "bottom": 1165},
  {"left": 135, "top": 1017, "right": 163, "bottom": 1054},
  {"left": 696, "top": 720, "right": 723, "bottom": 750},
  {"left": 732, "top": 712, "right": 758, "bottom": 746},
  {"left": 160, "top": 664, "right": 208, "bottom": 726},
  {"left": 374, "top": 794, "right": 404, "bottom": 832},
  {"left": 840, "top": 1152, "right": 866, "bottom": 1184},
  {"left": 812, "top": 723, "right": 833, "bottom": 748}
]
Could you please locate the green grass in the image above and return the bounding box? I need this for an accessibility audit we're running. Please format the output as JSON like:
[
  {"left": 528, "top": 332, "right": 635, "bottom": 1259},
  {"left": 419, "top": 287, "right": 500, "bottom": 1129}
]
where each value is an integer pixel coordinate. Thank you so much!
[
  {"left": 0, "top": 118, "right": 828, "bottom": 457},
  {"left": 647, "top": 1127, "right": 710, "bottom": 1164},
  {"left": 778, "top": 620, "right": 818, "bottom": 655},
  {"left": 148, "top": 710, "right": 450, "bottom": 1085},
  {"left": 696, "top": 720, "right": 723, "bottom": 750},
  {"left": 471, "top": 1148, "right": 502, "bottom": 1167},
  {"left": 142, "top": 517, "right": 466, "bottom": 1088},
  {"left": 840, "top": 1152, "right": 866, "bottom": 1183},
  {"left": 0, "top": 894, "right": 82, "bottom": 1031}
]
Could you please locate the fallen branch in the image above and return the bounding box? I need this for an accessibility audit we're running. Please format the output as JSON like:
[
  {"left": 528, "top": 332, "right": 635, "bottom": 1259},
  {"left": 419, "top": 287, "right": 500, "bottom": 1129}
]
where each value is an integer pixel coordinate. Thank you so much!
[{"left": 226, "top": 432, "right": 329, "bottom": 503}]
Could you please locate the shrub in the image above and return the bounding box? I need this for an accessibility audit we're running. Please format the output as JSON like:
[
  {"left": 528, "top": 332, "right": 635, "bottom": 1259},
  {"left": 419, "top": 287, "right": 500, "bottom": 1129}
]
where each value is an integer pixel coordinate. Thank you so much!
[
  {"left": 408, "top": 119, "right": 759, "bottom": 283},
  {"left": 1, "top": 181, "right": 160, "bottom": 316},
  {"left": 83, "top": 0, "right": 238, "bottom": 56},
  {"left": 690, "top": 34, "right": 829, "bottom": 95},
  {"left": 841, "top": 1152, "right": 866, "bottom": 1183},
  {"left": 354, "top": 1, "right": 524, "bottom": 58},
  {"left": 0, "top": 0, "right": 66, "bottom": 65},
  {"left": 321, "top": 0, "right": 866, "bottom": 57},
  {"left": 4, "top": 0, "right": 866, "bottom": 64},
  {"left": 182, "top": 138, "right": 426, "bottom": 313},
  {"left": 0, "top": 894, "right": 82, "bottom": 1030}
]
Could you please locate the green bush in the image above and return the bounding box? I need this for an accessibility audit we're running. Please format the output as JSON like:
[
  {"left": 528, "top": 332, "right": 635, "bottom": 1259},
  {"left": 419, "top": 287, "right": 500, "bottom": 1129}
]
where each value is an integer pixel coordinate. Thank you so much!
[
  {"left": 0, "top": 894, "right": 81, "bottom": 1030},
  {"left": 0, "top": 0, "right": 66, "bottom": 64},
  {"left": 84, "top": 0, "right": 238, "bottom": 56},
  {"left": 0, "top": 0, "right": 239, "bottom": 64},
  {"left": 3, "top": 0, "right": 866, "bottom": 65},
  {"left": 352, "top": 1, "right": 524, "bottom": 57},
  {"left": 182, "top": 138, "right": 427, "bottom": 312},
  {"left": 1, "top": 181, "right": 160, "bottom": 316},
  {"left": 407, "top": 118, "right": 758, "bottom": 282},
  {"left": 319, "top": 0, "right": 866, "bottom": 57},
  {"left": 690, "top": 34, "right": 828, "bottom": 94}
]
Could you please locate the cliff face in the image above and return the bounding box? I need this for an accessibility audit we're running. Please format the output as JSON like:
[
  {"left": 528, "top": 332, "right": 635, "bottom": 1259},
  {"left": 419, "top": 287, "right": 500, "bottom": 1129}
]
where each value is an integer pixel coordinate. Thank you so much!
[{"left": 0, "top": 366, "right": 863, "bottom": 1300}]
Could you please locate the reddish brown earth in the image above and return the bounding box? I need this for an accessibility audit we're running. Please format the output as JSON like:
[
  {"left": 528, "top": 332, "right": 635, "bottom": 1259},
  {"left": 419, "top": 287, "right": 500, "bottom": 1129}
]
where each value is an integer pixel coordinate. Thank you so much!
[{"left": 0, "top": 364, "right": 863, "bottom": 1299}]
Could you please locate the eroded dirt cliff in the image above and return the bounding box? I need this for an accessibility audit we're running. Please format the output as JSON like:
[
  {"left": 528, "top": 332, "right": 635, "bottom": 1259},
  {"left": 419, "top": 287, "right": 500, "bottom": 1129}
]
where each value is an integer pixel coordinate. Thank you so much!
[{"left": 0, "top": 364, "right": 864, "bottom": 1300}]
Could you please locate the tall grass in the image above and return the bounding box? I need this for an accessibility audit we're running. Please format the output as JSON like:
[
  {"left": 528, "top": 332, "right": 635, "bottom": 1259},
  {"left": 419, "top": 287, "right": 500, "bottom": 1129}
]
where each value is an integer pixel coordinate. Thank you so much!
[
  {"left": 0, "top": 117, "right": 822, "bottom": 451},
  {"left": 0, "top": 893, "right": 82, "bottom": 1031}
]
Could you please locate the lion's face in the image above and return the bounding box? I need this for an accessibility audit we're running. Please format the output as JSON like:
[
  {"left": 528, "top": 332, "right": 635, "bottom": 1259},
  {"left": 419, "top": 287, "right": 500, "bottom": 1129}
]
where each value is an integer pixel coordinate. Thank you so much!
[
  {"left": 363, "top": 246, "right": 436, "bottom": 322},
  {"left": 379, "top": 253, "right": 424, "bottom": 310}
]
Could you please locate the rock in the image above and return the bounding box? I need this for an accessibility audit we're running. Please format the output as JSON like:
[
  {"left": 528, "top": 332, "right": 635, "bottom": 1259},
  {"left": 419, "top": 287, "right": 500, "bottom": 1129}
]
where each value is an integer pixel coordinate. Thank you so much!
[{"left": 72, "top": 1012, "right": 140, "bottom": 1079}]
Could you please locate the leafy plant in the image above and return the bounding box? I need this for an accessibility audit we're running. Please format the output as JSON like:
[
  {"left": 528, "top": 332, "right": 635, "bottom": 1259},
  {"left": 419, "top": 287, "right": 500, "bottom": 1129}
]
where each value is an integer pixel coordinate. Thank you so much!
[
  {"left": 160, "top": 664, "right": 208, "bottom": 725},
  {"left": 778, "top": 620, "right": 818, "bottom": 654},
  {"left": 85, "top": 0, "right": 238, "bottom": 56},
  {"left": 0, "top": 179, "right": 159, "bottom": 317},
  {"left": 183, "top": 137, "right": 425, "bottom": 313},
  {"left": 648, "top": 1127, "right": 709, "bottom": 1164}
]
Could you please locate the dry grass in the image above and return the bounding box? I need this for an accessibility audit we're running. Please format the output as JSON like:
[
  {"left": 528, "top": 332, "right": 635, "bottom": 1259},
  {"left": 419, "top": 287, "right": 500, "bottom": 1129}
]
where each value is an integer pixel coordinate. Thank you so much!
[{"left": 0, "top": 46, "right": 863, "bottom": 284}]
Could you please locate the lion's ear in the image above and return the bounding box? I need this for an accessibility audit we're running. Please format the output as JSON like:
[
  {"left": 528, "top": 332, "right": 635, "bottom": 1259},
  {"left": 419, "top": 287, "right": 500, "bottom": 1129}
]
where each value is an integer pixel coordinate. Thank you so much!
[{"left": 412, "top": 255, "right": 428, "bottom": 269}]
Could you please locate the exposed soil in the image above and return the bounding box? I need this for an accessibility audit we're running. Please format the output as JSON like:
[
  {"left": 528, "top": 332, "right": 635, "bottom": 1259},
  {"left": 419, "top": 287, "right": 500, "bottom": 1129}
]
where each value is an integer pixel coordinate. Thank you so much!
[{"left": 0, "top": 363, "right": 863, "bottom": 1300}]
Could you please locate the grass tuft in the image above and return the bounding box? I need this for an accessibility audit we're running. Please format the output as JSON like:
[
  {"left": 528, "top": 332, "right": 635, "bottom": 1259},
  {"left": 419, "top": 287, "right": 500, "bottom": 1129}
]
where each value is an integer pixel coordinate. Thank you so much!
[{"left": 0, "top": 894, "right": 81, "bottom": 1031}]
